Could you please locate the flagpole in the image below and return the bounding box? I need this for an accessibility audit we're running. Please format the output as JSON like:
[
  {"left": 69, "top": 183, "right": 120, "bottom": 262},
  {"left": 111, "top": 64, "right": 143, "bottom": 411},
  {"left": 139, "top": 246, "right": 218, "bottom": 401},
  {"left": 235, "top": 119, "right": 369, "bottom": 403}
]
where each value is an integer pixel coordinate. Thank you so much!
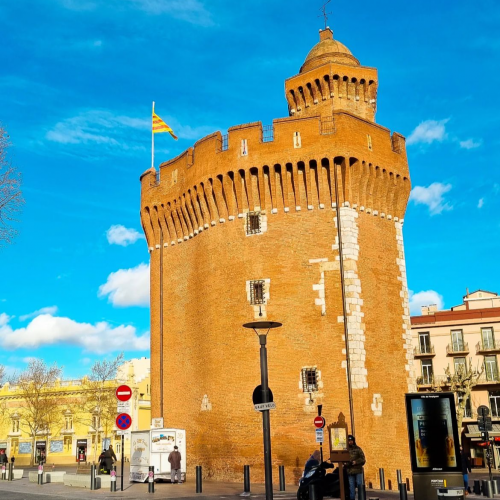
[{"left": 152, "top": 101, "right": 155, "bottom": 169}]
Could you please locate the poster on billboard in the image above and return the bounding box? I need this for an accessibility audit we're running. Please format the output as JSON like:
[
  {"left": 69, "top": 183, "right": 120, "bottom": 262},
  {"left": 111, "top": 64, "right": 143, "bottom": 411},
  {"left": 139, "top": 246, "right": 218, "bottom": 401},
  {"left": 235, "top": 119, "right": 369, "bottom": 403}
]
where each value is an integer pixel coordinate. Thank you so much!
[
  {"left": 405, "top": 392, "right": 461, "bottom": 473},
  {"left": 151, "top": 430, "right": 176, "bottom": 453}
]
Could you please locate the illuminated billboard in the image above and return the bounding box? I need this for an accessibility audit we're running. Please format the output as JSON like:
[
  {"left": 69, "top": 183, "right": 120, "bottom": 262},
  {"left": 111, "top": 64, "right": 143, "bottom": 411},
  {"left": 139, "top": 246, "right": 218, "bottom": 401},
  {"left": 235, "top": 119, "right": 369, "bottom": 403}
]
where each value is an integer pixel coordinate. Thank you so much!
[{"left": 405, "top": 392, "right": 461, "bottom": 473}]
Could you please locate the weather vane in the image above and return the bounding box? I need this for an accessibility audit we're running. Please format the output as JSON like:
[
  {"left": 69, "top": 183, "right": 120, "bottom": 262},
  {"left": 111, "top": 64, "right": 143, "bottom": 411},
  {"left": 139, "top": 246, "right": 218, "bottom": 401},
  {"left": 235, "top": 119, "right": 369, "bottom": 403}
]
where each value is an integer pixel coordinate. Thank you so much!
[{"left": 318, "top": 0, "right": 332, "bottom": 30}]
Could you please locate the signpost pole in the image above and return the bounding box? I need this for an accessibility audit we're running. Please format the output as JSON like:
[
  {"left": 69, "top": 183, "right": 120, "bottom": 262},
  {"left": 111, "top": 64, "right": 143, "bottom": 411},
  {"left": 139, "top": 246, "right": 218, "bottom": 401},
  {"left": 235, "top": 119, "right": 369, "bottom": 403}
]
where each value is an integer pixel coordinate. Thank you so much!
[
  {"left": 121, "top": 434, "right": 124, "bottom": 491},
  {"left": 260, "top": 334, "right": 273, "bottom": 500},
  {"left": 317, "top": 405, "right": 323, "bottom": 462}
]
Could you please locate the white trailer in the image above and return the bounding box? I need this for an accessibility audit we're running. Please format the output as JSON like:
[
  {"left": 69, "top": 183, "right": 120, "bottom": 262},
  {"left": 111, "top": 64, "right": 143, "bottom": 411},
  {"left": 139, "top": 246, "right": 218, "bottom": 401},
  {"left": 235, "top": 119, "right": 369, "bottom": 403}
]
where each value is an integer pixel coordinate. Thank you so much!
[{"left": 130, "top": 428, "right": 186, "bottom": 482}]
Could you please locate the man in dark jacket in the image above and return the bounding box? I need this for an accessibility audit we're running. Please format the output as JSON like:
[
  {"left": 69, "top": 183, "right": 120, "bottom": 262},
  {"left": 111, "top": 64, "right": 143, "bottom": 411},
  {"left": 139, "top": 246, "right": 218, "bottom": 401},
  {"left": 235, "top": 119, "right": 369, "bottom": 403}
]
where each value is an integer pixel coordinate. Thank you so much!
[
  {"left": 460, "top": 446, "right": 471, "bottom": 496},
  {"left": 102, "top": 445, "right": 117, "bottom": 474},
  {"left": 0, "top": 450, "right": 8, "bottom": 466},
  {"left": 346, "top": 435, "right": 365, "bottom": 500},
  {"left": 168, "top": 445, "right": 182, "bottom": 483}
]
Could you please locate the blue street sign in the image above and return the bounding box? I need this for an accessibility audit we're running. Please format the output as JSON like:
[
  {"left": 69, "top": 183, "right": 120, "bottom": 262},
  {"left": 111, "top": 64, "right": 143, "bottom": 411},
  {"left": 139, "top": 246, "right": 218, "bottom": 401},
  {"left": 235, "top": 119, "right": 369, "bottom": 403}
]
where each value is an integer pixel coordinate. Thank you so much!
[{"left": 116, "top": 413, "right": 132, "bottom": 430}]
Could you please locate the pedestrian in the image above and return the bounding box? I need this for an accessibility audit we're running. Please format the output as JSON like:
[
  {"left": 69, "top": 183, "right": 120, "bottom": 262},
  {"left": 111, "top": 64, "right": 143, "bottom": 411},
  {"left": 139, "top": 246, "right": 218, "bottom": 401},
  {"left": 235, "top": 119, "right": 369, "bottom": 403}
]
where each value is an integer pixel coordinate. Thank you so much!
[
  {"left": 10, "top": 456, "right": 15, "bottom": 468},
  {"left": 460, "top": 445, "right": 471, "bottom": 496},
  {"left": 346, "top": 435, "right": 365, "bottom": 500},
  {"left": 168, "top": 445, "right": 182, "bottom": 484},
  {"left": 102, "top": 445, "right": 117, "bottom": 475},
  {"left": 304, "top": 450, "right": 321, "bottom": 474},
  {"left": 0, "top": 450, "right": 8, "bottom": 466}
]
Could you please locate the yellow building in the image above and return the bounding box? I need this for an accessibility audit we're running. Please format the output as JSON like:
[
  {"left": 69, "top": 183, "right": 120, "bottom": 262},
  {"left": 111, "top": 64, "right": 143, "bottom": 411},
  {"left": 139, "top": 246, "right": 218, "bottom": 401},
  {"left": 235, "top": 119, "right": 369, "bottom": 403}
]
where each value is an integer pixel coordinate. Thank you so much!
[{"left": 0, "top": 357, "right": 151, "bottom": 465}]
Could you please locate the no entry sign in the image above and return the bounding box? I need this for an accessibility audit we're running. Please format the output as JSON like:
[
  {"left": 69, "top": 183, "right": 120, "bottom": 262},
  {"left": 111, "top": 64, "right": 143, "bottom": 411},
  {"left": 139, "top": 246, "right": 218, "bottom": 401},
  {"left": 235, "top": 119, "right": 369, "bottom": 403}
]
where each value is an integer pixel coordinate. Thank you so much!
[
  {"left": 116, "top": 413, "right": 132, "bottom": 430},
  {"left": 314, "top": 416, "right": 326, "bottom": 429},
  {"left": 115, "top": 385, "right": 132, "bottom": 402}
]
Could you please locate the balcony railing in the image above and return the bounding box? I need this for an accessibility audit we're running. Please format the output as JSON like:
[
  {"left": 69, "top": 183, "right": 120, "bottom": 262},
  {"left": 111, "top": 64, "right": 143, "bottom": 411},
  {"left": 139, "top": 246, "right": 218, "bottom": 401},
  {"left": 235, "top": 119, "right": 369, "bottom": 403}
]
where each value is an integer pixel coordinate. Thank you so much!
[
  {"left": 476, "top": 340, "right": 500, "bottom": 354},
  {"left": 476, "top": 372, "right": 500, "bottom": 384},
  {"left": 446, "top": 342, "right": 469, "bottom": 355},
  {"left": 416, "top": 374, "right": 449, "bottom": 386},
  {"left": 413, "top": 345, "right": 435, "bottom": 358}
]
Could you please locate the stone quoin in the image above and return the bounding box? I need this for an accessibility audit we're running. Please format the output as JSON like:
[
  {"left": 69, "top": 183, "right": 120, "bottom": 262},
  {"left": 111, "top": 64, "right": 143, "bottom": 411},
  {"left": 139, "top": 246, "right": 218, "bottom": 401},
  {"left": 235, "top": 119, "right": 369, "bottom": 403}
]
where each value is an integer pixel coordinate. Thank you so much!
[{"left": 140, "top": 27, "right": 415, "bottom": 485}]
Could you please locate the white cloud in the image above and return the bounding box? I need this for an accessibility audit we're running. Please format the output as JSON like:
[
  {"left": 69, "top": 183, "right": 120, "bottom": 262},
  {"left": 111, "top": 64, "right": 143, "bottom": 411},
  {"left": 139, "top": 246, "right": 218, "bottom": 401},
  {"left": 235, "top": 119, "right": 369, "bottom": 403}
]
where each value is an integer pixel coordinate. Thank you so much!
[
  {"left": 0, "top": 313, "right": 10, "bottom": 327},
  {"left": 409, "top": 182, "right": 452, "bottom": 215},
  {"left": 19, "top": 306, "right": 58, "bottom": 322},
  {"left": 0, "top": 314, "right": 149, "bottom": 355},
  {"left": 478, "top": 198, "right": 484, "bottom": 209},
  {"left": 98, "top": 263, "right": 150, "bottom": 307},
  {"left": 459, "top": 139, "right": 482, "bottom": 149},
  {"left": 106, "top": 225, "right": 145, "bottom": 246},
  {"left": 407, "top": 119, "right": 449, "bottom": 146},
  {"left": 409, "top": 290, "right": 444, "bottom": 316}
]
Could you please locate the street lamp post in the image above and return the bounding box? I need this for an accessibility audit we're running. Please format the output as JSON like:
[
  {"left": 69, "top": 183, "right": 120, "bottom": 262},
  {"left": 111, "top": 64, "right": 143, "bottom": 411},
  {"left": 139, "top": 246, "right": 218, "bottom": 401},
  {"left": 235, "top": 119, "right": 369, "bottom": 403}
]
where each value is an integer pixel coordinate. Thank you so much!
[{"left": 243, "top": 321, "right": 282, "bottom": 500}]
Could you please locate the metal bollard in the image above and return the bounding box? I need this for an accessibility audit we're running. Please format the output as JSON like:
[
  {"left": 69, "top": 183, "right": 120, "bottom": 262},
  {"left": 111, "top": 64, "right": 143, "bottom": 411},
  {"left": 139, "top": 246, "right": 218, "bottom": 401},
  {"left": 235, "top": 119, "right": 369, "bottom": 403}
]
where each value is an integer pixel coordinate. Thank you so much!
[
  {"left": 396, "top": 469, "right": 402, "bottom": 485},
  {"left": 1, "top": 464, "right": 5, "bottom": 481},
  {"left": 379, "top": 468, "right": 385, "bottom": 490},
  {"left": 90, "top": 464, "right": 95, "bottom": 490},
  {"left": 484, "top": 480, "right": 494, "bottom": 498},
  {"left": 309, "top": 482, "right": 320, "bottom": 500},
  {"left": 358, "top": 483, "right": 366, "bottom": 500},
  {"left": 279, "top": 465, "right": 285, "bottom": 491},
  {"left": 474, "top": 479, "right": 481, "bottom": 495},
  {"left": 196, "top": 465, "right": 202, "bottom": 493},
  {"left": 399, "top": 483, "right": 408, "bottom": 500},
  {"left": 148, "top": 465, "right": 154, "bottom": 493},
  {"left": 243, "top": 465, "right": 250, "bottom": 493},
  {"left": 110, "top": 465, "right": 117, "bottom": 492},
  {"left": 492, "top": 479, "right": 498, "bottom": 495},
  {"left": 38, "top": 462, "right": 43, "bottom": 485},
  {"left": 8, "top": 462, "right": 13, "bottom": 481}
]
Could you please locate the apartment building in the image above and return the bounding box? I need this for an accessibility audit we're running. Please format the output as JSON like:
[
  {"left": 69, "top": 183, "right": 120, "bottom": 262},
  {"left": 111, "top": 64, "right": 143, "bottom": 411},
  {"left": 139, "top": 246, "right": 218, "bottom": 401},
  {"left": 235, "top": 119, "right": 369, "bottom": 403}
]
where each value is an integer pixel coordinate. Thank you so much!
[{"left": 411, "top": 290, "right": 500, "bottom": 467}]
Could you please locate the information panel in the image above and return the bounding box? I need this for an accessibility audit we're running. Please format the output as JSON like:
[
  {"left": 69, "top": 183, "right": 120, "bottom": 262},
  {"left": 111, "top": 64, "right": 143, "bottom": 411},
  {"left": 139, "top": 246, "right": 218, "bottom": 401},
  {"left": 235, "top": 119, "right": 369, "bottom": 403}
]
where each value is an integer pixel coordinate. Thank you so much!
[{"left": 405, "top": 392, "right": 461, "bottom": 473}]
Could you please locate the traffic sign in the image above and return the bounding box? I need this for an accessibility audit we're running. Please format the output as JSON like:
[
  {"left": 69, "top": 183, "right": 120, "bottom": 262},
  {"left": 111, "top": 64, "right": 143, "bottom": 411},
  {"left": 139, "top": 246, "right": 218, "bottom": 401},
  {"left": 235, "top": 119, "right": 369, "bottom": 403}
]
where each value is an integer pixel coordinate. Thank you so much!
[
  {"left": 252, "top": 385, "right": 274, "bottom": 405},
  {"left": 116, "top": 413, "right": 132, "bottom": 430},
  {"left": 254, "top": 402, "right": 276, "bottom": 411},
  {"left": 316, "top": 429, "right": 324, "bottom": 443},
  {"left": 116, "top": 385, "right": 132, "bottom": 402},
  {"left": 314, "top": 416, "right": 326, "bottom": 429}
]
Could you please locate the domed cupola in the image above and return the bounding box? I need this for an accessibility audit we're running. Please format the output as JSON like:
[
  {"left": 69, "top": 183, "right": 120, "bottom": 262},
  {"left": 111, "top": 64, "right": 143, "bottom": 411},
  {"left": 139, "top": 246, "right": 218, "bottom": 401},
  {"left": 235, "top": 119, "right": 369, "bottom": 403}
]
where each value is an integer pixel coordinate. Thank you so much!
[{"left": 284, "top": 27, "right": 378, "bottom": 122}]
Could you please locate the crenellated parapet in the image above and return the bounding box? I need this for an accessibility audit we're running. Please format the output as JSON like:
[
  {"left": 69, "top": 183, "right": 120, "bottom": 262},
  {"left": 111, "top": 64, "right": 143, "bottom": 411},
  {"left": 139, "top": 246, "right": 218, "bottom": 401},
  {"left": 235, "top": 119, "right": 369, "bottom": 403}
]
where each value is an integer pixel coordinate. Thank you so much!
[{"left": 140, "top": 111, "right": 410, "bottom": 251}]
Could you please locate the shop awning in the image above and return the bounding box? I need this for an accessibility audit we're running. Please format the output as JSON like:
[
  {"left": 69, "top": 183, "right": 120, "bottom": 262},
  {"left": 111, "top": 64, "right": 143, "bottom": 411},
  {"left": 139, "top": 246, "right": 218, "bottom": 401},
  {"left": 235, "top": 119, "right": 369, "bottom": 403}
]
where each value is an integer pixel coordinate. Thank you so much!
[{"left": 466, "top": 424, "right": 500, "bottom": 439}]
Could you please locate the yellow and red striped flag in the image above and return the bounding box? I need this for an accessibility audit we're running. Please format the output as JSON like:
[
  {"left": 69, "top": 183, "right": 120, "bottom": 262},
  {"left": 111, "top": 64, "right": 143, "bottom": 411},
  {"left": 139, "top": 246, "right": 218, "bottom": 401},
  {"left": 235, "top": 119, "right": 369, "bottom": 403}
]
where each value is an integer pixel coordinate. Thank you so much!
[{"left": 152, "top": 111, "right": 178, "bottom": 140}]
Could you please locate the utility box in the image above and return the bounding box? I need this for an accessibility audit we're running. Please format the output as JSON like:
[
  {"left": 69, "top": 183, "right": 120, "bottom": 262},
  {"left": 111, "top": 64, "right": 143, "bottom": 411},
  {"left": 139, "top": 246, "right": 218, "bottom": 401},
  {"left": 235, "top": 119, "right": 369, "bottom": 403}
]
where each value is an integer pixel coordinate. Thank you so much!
[{"left": 129, "top": 428, "right": 186, "bottom": 482}]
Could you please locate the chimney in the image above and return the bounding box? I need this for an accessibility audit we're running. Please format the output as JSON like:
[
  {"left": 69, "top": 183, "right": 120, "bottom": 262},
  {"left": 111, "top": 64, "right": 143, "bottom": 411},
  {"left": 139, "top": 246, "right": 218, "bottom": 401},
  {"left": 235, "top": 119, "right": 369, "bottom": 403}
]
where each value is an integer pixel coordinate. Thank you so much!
[
  {"left": 421, "top": 306, "right": 429, "bottom": 316},
  {"left": 428, "top": 304, "right": 438, "bottom": 313}
]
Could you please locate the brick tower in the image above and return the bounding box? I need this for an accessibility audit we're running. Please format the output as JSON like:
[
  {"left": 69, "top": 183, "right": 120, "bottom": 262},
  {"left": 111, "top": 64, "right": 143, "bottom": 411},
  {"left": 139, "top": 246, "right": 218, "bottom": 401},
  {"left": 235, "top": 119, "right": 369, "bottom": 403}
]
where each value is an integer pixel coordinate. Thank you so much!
[{"left": 140, "top": 27, "right": 415, "bottom": 486}]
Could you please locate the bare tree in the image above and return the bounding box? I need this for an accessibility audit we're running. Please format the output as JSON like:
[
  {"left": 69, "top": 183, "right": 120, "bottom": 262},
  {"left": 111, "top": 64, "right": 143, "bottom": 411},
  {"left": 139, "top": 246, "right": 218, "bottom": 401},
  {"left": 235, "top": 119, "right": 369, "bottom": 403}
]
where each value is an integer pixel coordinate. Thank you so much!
[
  {"left": 11, "top": 359, "right": 62, "bottom": 465},
  {"left": 0, "top": 125, "right": 24, "bottom": 245},
  {"left": 78, "top": 354, "right": 124, "bottom": 461},
  {"left": 430, "top": 358, "right": 484, "bottom": 444}
]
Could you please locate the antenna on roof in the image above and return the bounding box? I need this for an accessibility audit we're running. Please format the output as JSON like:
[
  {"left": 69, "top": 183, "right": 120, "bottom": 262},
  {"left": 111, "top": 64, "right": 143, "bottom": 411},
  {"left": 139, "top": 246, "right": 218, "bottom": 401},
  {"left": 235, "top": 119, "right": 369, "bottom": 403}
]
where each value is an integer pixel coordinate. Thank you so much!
[{"left": 318, "top": 0, "right": 332, "bottom": 31}]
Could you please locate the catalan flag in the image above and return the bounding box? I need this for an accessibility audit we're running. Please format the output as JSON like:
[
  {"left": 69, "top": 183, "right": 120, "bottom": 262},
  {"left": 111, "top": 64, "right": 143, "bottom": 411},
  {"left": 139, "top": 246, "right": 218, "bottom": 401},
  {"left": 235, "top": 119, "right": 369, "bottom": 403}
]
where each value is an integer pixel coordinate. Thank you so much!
[{"left": 152, "top": 111, "right": 178, "bottom": 140}]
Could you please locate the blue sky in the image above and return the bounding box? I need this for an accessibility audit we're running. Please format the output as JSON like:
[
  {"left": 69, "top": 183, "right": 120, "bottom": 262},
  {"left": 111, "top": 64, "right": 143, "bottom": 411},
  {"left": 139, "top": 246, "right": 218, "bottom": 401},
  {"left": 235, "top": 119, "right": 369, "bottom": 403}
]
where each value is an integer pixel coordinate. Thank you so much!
[{"left": 0, "top": 0, "right": 499, "bottom": 378}]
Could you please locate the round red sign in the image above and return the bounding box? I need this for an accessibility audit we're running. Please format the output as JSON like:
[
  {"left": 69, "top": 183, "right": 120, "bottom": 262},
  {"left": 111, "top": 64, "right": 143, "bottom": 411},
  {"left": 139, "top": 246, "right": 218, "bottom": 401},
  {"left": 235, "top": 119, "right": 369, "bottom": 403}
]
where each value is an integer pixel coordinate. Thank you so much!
[
  {"left": 115, "top": 385, "right": 132, "bottom": 402},
  {"left": 116, "top": 413, "right": 132, "bottom": 430},
  {"left": 314, "top": 416, "right": 326, "bottom": 428}
]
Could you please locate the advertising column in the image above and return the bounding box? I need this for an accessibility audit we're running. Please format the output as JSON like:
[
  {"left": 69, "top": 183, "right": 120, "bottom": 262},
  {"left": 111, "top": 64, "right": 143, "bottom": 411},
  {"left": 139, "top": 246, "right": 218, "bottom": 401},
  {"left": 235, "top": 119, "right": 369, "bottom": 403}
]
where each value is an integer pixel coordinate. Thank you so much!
[{"left": 405, "top": 393, "right": 463, "bottom": 499}]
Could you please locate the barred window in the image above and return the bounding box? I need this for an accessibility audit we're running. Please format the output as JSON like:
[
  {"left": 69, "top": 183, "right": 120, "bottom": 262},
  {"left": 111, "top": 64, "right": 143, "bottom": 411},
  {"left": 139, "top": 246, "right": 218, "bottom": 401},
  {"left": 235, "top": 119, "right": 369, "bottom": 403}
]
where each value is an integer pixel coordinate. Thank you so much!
[
  {"left": 247, "top": 212, "right": 261, "bottom": 235},
  {"left": 250, "top": 280, "right": 265, "bottom": 305},
  {"left": 302, "top": 368, "right": 318, "bottom": 392}
]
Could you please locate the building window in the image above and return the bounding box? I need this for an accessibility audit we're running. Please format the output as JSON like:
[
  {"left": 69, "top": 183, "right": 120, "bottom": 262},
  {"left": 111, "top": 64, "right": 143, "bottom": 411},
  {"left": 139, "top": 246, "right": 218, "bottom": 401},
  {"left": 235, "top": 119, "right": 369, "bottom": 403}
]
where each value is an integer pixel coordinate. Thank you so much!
[
  {"left": 458, "top": 394, "right": 472, "bottom": 418},
  {"left": 302, "top": 368, "right": 318, "bottom": 392},
  {"left": 490, "top": 391, "right": 500, "bottom": 417},
  {"left": 367, "top": 134, "right": 372, "bottom": 150},
  {"left": 482, "top": 328, "right": 495, "bottom": 350},
  {"left": 421, "top": 359, "right": 433, "bottom": 384},
  {"left": 485, "top": 356, "right": 499, "bottom": 381},
  {"left": 246, "top": 212, "right": 261, "bottom": 235},
  {"left": 65, "top": 414, "right": 73, "bottom": 431},
  {"left": 11, "top": 439, "right": 18, "bottom": 455},
  {"left": 454, "top": 357, "right": 467, "bottom": 374},
  {"left": 451, "top": 330, "right": 464, "bottom": 352},
  {"left": 250, "top": 280, "right": 266, "bottom": 305},
  {"left": 12, "top": 418, "right": 20, "bottom": 433},
  {"left": 418, "top": 332, "right": 432, "bottom": 354}
]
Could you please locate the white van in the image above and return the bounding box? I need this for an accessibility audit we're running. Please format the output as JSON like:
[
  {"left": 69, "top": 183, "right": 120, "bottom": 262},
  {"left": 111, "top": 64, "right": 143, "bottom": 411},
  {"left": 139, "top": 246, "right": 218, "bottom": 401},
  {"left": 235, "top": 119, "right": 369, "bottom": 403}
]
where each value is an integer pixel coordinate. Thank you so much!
[{"left": 129, "top": 428, "right": 186, "bottom": 482}]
